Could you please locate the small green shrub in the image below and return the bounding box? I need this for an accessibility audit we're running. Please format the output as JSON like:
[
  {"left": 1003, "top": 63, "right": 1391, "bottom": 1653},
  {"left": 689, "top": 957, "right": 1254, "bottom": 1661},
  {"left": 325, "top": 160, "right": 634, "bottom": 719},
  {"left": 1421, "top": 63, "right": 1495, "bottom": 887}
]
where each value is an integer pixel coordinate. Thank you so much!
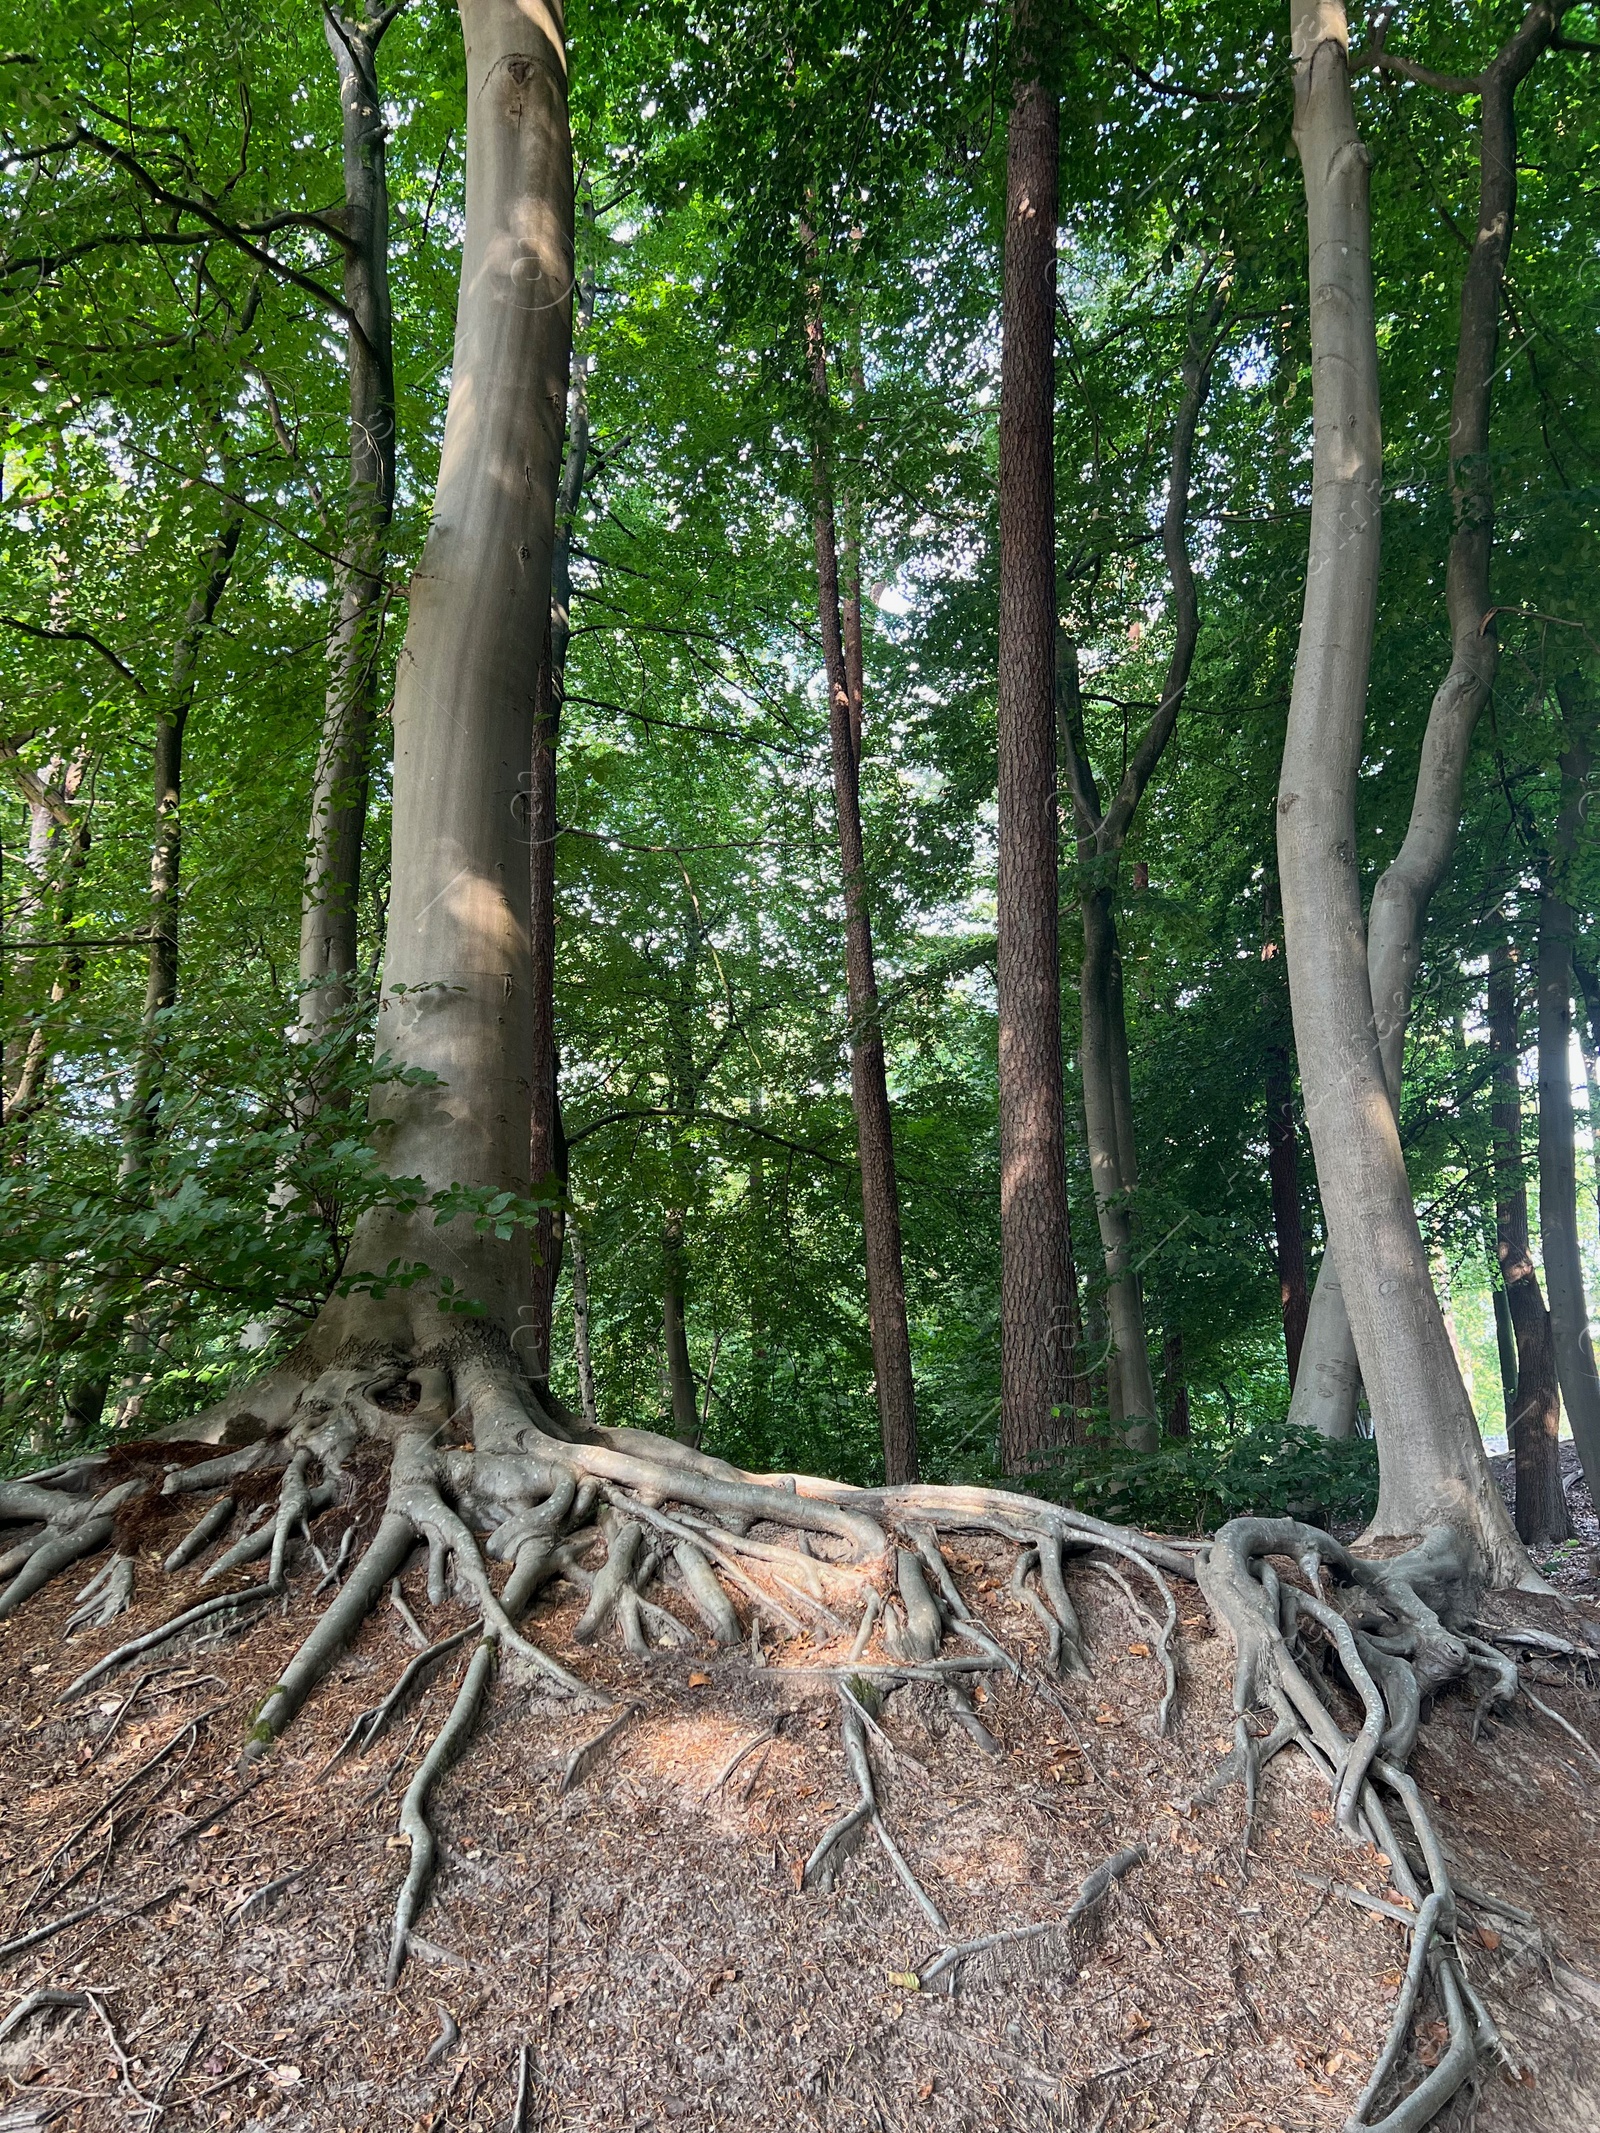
[{"left": 1033, "top": 1419, "right": 1380, "bottom": 1536}]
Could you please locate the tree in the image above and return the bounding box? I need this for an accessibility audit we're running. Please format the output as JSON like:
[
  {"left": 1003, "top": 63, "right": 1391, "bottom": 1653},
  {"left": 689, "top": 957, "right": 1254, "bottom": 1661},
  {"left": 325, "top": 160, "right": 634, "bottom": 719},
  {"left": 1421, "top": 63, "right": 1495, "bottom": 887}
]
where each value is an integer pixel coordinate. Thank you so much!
[
  {"left": 1058, "top": 276, "right": 1228, "bottom": 1449},
  {"left": 1289, "top": 0, "right": 1565, "bottom": 1438},
  {"left": 295, "top": 1, "right": 408, "bottom": 1047},
  {"left": 1537, "top": 679, "right": 1600, "bottom": 1504},
  {"left": 1276, "top": 0, "right": 1525, "bottom": 1581},
  {"left": 1488, "top": 937, "right": 1567, "bottom": 1547},
  {"left": 995, "top": 23, "right": 1079, "bottom": 1470}
]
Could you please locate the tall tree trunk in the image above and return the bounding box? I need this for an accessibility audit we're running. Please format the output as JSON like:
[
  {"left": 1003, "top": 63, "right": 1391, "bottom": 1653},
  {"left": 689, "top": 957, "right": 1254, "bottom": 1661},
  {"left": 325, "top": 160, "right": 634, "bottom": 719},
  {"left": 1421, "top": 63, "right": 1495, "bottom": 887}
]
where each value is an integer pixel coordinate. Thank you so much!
[
  {"left": 995, "top": 58, "right": 1079, "bottom": 1470},
  {"left": 806, "top": 314, "right": 918, "bottom": 1485},
  {"left": 1537, "top": 682, "right": 1600, "bottom": 1507},
  {"left": 1489, "top": 940, "right": 1568, "bottom": 1546},
  {"left": 568, "top": 1222, "right": 598, "bottom": 1428},
  {"left": 62, "top": 484, "right": 244, "bottom": 1437},
  {"left": 527, "top": 202, "right": 596, "bottom": 1381},
  {"left": 1264, "top": 1040, "right": 1310, "bottom": 1390},
  {"left": 1057, "top": 285, "right": 1226, "bottom": 1451},
  {"left": 120, "top": 488, "right": 246, "bottom": 1183},
  {"left": 662, "top": 1208, "right": 697, "bottom": 1444},
  {"left": 1277, "top": 0, "right": 1523, "bottom": 1579},
  {"left": 1162, "top": 1328, "right": 1190, "bottom": 1440},
  {"left": 303, "top": 0, "right": 573, "bottom": 1362},
  {"left": 1291, "top": 0, "right": 1560, "bottom": 1435},
  {"left": 3, "top": 756, "right": 91, "bottom": 1125},
  {"left": 296, "top": 4, "right": 401, "bottom": 1042}
]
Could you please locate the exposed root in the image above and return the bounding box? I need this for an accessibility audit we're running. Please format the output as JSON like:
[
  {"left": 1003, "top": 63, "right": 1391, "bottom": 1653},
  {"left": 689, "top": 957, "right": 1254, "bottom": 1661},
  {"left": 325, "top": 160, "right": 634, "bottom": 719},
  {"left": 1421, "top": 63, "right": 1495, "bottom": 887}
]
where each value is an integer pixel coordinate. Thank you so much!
[
  {"left": 560, "top": 1703, "right": 637, "bottom": 1794},
  {"left": 1195, "top": 1516, "right": 1533, "bottom": 2132},
  {"left": 65, "top": 1552, "right": 135, "bottom": 1635},
  {"left": 917, "top": 1842, "right": 1148, "bottom": 1994},
  {"left": 387, "top": 1634, "right": 497, "bottom": 1987},
  {"left": 422, "top": 2003, "right": 460, "bottom": 2069},
  {"left": 2, "top": 1340, "right": 1561, "bottom": 2132},
  {"left": 801, "top": 1682, "right": 945, "bottom": 1931},
  {"left": 162, "top": 1494, "right": 236, "bottom": 1572}
]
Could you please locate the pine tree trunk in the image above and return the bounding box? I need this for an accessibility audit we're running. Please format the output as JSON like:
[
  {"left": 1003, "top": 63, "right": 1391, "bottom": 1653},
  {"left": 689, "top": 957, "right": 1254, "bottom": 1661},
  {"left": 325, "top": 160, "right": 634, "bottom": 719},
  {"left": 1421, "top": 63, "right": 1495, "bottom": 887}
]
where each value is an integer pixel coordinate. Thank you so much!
[
  {"left": 1536, "top": 684, "right": 1600, "bottom": 1508},
  {"left": 1289, "top": 1, "right": 1558, "bottom": 1434},
  {"left": 807, "top": 316, "right": 919, "bottom": 1485},
  {"left": 297, "top": 7, "right": 401, "bottom": 1039},
  {"left": 1488, "top": 940, "right": 1568, "bottom": 1547},
  {"left": 995, "top": 62, "right": 1077, "bottom": 1470},
  {"left": 1277, "top": 0, "right": 1524, "bottom": 1578}
]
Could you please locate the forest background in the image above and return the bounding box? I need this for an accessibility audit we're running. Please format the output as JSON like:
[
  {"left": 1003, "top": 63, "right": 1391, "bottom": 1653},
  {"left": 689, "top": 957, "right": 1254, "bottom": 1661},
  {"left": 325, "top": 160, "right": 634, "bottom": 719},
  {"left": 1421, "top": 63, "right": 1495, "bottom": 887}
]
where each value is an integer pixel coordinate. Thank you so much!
[{"left": 1, "top": 0, "right": 1596, "bottom": 1544}]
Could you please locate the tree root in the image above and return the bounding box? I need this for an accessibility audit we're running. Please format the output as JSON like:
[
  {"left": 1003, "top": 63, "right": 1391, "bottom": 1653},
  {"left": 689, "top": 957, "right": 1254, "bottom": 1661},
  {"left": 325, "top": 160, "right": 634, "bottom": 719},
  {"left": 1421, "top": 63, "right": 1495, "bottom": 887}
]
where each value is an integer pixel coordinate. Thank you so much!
[
  {"left": 801, "top": 1683, "right": 946, "bottom": 1931},
  {"left": 1195, "top": 1516, "right": 1525, "bottom": 2132},
  {"left": 0, "top": 1344, "right": 1556, "bottom": 2132},
  {"left": 560, "top": 1703, "right": 637, "bottom": 1794},
  {"left": 387, "top": 1634, "right": 497, "bottom": 1986},
  {"left": 917, "top": 1843, "right": 1148, "bottom": 1994}
]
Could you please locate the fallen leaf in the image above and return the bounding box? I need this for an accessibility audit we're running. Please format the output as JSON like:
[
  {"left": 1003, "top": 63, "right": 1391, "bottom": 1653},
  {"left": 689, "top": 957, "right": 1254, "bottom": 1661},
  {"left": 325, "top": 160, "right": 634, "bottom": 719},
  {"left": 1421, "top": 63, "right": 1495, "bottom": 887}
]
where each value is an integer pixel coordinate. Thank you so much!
[
  {"left": 1095, "top": 1708, "right": 1122, "bottom": 1727},
  {"left": 1476, "top": 1925, "right": 1501, "bottom": 1952},
  {"left": 687, "top": 1672, "right": 711, "bottom": 1688},
  {"left": 916, "top": 2080, "right": 935, "bottom": 2102},
  {"left": 1127, "top": 1642, "right": 1151, "bottom": 1657},
  {"left": 887, "top": 1970, "right": 919, "bottom": 1991},
  {"left": 270, "top": 2066, "right": 302, "bottom": 2088}
]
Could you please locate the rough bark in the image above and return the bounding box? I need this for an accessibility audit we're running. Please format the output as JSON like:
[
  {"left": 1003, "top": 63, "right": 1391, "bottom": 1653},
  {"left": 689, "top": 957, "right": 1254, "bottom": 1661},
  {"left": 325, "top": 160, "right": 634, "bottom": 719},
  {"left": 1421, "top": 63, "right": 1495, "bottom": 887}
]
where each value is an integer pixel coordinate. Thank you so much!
[
  {"left": 299, "top": 0, "right": 574, "bottom": 1361},
  {"left": 1488, "top": 941, "right": 1567, "bottom": 1547},
  {"left": 1264, "top": 1040, "right": 1310, "bottom": 1391},
  {"left": 1536, "top": 683, "right": 1600, "bottom": 1509},
  {"left": 1057, "top": 286, "right": 1226, "bottom": 1452},
  {"left": 1277, "top": 0, "right": 1525, "bottom": 1580},
  {"left": 807, "top": 314, "right": 918, "bottom": 1485},
  {"left": 296, "top": 4, "right": 402, "bottom": 1041},
  {"left": 995, "top": 64, "right": 1078, "bottom": 1470},
  {"left": 526, "top": 189, "right": 595, "bottom": 1381},
  {"left": 1293, "top": 0, "right": 1561, "bottom": 1433}
]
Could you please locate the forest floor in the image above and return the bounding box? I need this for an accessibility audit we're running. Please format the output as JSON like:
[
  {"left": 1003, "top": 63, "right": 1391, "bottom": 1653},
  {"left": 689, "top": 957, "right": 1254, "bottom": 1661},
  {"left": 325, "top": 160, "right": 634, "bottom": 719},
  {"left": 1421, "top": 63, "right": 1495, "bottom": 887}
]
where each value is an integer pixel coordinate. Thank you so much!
[{"left": 1, "top": 1485, "right": 1598, "bottom": 2133}]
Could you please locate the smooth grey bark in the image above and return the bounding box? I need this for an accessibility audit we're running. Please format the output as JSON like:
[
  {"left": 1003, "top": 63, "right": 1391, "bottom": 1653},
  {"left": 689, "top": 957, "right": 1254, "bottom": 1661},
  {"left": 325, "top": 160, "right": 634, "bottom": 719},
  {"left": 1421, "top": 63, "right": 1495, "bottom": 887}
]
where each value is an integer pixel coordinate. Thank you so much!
[
  {"left": 305, "top": 0, "right": 573, "bottom": 1360},
  {"left": 1537, "top": 684, "right": 1600, "bottom": 1508},
  {"left": 296, "top": 2, "right": 404, "bottom": 1041},
  {"left": 1293, "top": 0, "right": 1562, "bottom": 1434},
  {"left": 526, "top": 187, "right": 595, "bottom": 1380},
  {"left": 1276, "top": 0, "right": 1525, "bottom": 1579},
  {"left": 1057, "top": 281, "right": 1226, "bottom": 1451},
  {"left": 1489, "top": 939, "right": 1568, "bottom": 1547}
]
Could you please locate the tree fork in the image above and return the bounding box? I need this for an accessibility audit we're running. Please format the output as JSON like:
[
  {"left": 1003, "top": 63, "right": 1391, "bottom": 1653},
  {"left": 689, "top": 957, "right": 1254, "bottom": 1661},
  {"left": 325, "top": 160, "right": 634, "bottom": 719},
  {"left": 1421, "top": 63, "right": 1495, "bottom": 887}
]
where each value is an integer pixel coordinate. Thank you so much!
[{"left": 1276, "top": 0, "right": 1527, "bottom": 1581}]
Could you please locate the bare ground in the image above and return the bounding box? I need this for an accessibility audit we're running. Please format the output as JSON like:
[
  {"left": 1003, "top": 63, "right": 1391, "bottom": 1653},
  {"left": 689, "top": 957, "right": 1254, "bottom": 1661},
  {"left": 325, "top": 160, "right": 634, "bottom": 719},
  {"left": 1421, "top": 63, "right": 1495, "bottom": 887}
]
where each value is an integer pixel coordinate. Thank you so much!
[{"left": 1, "top": 1495, "right": 1598, "bottom": 2133}]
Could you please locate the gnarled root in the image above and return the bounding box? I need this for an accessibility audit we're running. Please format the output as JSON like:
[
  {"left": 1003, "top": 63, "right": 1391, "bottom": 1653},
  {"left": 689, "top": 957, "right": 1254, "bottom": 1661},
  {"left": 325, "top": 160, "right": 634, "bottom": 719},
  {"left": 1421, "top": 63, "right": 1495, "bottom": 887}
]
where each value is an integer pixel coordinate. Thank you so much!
[{"left": 1196, "top": 1516, "right": 1518, "bottom": 2132}]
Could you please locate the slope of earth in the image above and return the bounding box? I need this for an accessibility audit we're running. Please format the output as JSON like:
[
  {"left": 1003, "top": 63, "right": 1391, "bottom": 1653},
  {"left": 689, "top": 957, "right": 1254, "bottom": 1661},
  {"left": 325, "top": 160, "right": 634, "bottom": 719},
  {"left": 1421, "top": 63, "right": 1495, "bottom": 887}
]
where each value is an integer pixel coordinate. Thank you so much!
[{"left": 1, "top": 1496, "right": 1597, "bottom": 2133}]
